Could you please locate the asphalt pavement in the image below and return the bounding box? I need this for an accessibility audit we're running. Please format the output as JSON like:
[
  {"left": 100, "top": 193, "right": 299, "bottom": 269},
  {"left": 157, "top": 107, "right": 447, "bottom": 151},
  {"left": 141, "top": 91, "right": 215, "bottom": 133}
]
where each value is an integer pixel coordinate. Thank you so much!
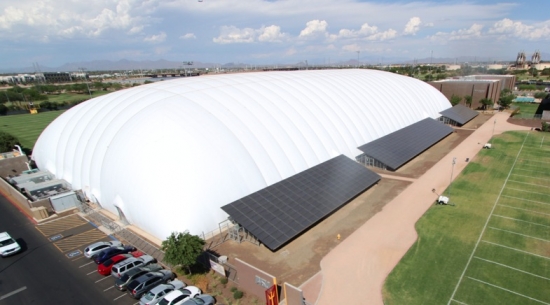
[{"left": 0, "top": 193, "right": 137, "bottom": 304}]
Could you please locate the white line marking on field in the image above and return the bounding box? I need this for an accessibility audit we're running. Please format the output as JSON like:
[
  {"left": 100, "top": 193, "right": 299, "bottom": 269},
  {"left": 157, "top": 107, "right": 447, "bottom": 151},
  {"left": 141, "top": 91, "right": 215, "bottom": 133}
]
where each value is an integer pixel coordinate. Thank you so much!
[
  {"left": 0, "top": 287, "right": 27, "bottom": 301},
  {"left": 80, "top": 261, "right": 95, "bottom": 268},
  {"left": 493, "top": 214, "right": 550, "bottom": 229},
  {"left": 508, "top": 180, "right": 547, "bottom": 188},
  {"left": 499, "top": 205, "right": 550, "bottom": 217},
  {"left": 447, "top": 132, "right": 529, "bottom": 305},
  {"left": 113, "top": 293, "right": 127, "bottom": 301},
  {"left": 451, "top": 300, "right": 469, "bottom": 305},
  {"left": 501, "top": 195, "right": 550, "bottom": 206},
  {"left": 488, "top": 226, "right": 550, "bottom": 243},
  {"left": 514, "top": 165, "right": 550, "bottom": 172},
  {"left": 95, "top": 276, "right": 111, "bottom": 283},
  {"left": 482, "top": 240, "right": 550, "bottom": 260},
  {"left": 474, "top": 256, "right": 550, "bottom": 281},
  {"left": 87, "top": 270, "right": 97, "bottom": 275},
  {"left": 505, "top": 188, "right": 550, "bottom": 197},
  {"left": 511, "top": 173, "right": 550, "bottom": 182},
  {"left": 104, "top": 286, "right": 114, "bottom": 292},
  {"left": 542, "top": 136, "right": 545, "bottom": 148},
  {"left": 518, "top": 158, "right": 550, "bottom": 164},
  {"left": 466, "top": 276, "right": 550, "bottom": 304}
]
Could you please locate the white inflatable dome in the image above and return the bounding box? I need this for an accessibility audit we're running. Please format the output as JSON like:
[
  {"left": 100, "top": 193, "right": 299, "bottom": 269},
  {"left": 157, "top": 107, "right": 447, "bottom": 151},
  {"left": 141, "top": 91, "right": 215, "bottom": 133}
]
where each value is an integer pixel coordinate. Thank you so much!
[{"left": 33, "top": 69, "right": 450, "bottom": 240}]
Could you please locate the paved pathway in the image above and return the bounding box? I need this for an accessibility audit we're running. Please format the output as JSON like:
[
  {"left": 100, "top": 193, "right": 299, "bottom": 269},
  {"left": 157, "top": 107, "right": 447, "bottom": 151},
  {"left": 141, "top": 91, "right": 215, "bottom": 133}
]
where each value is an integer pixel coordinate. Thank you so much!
[{"left": 302, "top": 112, "right": 531, "bottom": 305}]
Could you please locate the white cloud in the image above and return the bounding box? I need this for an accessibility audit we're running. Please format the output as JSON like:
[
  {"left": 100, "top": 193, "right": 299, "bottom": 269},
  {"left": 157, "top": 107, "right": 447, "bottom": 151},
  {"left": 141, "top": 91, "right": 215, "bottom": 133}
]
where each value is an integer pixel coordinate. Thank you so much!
[
  {"left": 258, "top": 25, "right": 287, "bottom": 42},
  {"left": 128, "top": 25, "right": 144, "bottom": 35},
  {"left": 327, "top": 23, "right": 397, "bottom": 42},
  {"left": 403, "top": 17, "right": 422, "bottom": 35},
  {"left": 430, "top": 24, "right": 484, "bottom": 42},
  {"left": 213, "top": 25, "right": 287, "bottom": 44},
  {"left": 180, "top": 33, "right": 196, "bottom": 39},
  {"left": 299, "top": 20, "right": 328, "bottom": 39},
  {"left": 489, "top": 18, "right": 550, "bottom": 40},
  {"left": 144, "top": 31, "right": 166, "bottom": 43}
]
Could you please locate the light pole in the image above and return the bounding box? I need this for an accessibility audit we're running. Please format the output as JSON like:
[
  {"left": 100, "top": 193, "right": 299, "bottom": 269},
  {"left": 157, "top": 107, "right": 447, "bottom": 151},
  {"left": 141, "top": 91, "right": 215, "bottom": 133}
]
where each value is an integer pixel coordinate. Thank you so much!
[
  {"left": 449, "top": 157, "right": 456, "bottom": 197},
  {"left": 491, "top": 119, "right": 496, "bottom": 143}
]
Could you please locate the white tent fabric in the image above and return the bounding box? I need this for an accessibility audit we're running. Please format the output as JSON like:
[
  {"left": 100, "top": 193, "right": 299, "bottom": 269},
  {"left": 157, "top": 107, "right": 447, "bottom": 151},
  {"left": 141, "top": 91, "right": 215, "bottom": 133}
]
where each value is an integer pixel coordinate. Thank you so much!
[{"left": 32, "top": 69, "right": 451, "bottom": 240}]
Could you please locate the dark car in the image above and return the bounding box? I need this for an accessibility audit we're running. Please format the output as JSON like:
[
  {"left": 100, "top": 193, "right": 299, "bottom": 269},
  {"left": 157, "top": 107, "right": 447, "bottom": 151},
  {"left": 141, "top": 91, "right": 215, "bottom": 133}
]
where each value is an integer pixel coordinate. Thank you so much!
[
  {"left": 127, "top": 270, "right": 175, "bottom": 299},
  {"left": 93, "top": 245, "right": 136, "bottom": 265},
  {"left": 115, "top": 264, "right": 163, "bottom": 291}
]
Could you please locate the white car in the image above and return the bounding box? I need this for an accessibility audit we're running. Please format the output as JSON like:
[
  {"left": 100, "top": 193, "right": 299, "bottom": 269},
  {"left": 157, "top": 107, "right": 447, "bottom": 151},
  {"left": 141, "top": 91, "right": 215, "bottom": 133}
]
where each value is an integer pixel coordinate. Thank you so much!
[
  {"left": 84, "top": 240, "right": 123, "bottom": 258},
  {"left": 158, "top": 286, "right": 202, "bottom": 305},
  {"left": 0, "top": 232, "right": 21, "bottom": 257}
]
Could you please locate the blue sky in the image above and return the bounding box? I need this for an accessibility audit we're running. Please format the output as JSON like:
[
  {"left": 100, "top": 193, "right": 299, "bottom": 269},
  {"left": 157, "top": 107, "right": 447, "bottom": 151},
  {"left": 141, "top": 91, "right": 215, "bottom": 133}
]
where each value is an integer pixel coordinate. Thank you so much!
[{"left": 1, "top": 0, "right": 549, "bottom": 69}]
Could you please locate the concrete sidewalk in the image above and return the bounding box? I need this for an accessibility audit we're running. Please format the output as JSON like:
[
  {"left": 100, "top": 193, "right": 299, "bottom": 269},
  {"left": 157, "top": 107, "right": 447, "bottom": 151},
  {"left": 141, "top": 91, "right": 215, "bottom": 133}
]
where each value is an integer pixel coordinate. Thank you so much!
[{"left": 302, "top": 112, "right": 530, "bottom": 305}]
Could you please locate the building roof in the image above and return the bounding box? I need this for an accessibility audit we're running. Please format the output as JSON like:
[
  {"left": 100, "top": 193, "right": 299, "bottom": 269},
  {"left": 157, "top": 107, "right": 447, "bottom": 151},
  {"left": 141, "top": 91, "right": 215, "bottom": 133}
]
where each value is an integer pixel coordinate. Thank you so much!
[
  {"left": 222, "top": 155, "right": 380, "bottom": 250},
  {"left": 357, "top": 118, "right": 454, "bottom": 171},
  {"left": 439, "top": 104, "right": 479, "bottom": 125},
  {"left": 33, "top": 69, "right": 451, "bottom": 241}
]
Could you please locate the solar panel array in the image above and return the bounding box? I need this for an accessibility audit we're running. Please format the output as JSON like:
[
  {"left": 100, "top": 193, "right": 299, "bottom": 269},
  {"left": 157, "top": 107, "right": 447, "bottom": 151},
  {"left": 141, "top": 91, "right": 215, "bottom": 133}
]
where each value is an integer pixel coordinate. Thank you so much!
[
  {"left": 357, "top": 118, "right": 454, "bottom": 171},
  {"left": 221, "top": 155, "right": 381, "bottom": 251},
  {"left": 439, "top": 104, "right": 479, "bottom": 125}
]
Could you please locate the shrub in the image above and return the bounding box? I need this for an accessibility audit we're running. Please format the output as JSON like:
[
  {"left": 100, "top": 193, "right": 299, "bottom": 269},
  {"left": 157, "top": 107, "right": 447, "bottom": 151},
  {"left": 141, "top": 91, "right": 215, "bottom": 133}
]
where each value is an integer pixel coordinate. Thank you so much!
[
  {"left": 220, "top": 277, "right": 228, "bottom": 285},
  {"left": 230, "top": 286, "right": 237, "bottom": 292},
  {"left": 233, "top": 289, "right": 243, "bottom": 299}
]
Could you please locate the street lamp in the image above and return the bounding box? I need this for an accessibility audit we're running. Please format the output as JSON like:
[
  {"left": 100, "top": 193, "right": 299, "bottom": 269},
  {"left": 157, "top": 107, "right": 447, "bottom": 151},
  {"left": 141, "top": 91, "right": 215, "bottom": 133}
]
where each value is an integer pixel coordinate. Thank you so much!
[
  {"left": 449, "top": 157, "right": 456, "bottom": 197},
  {"left": 491, "top": 119, "right": 496, "bottom": 143}
]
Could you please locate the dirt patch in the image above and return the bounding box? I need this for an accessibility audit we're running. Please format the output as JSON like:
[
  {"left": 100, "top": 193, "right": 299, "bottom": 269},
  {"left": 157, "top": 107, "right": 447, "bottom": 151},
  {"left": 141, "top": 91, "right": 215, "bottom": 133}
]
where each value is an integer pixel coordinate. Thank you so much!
[{"left": 507, "top": 117, "right": 543, "bottom": 128}]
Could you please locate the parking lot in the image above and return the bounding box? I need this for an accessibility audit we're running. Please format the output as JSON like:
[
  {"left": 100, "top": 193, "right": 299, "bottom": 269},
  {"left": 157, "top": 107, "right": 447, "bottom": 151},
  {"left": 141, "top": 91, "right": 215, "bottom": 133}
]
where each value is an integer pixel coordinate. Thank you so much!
[{"left": 35, "top": 214, "right": 146, "bottom": 304}]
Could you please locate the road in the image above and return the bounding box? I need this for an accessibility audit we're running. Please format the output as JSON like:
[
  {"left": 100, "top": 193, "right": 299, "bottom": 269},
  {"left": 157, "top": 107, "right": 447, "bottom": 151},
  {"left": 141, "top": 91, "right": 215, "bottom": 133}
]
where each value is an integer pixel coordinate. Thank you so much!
[{"left": 0, "top": 194, "right": 113, "bottom": 304}]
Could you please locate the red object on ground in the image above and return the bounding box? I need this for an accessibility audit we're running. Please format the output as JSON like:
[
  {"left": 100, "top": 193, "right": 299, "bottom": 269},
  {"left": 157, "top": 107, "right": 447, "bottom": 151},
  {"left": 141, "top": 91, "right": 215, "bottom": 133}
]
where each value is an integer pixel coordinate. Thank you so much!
[
  {"left": 97, "top": 254, "right": 131, "bottom": 275},
  {"left": 131, "top": 250, "right": 144, "bottom": 258}
]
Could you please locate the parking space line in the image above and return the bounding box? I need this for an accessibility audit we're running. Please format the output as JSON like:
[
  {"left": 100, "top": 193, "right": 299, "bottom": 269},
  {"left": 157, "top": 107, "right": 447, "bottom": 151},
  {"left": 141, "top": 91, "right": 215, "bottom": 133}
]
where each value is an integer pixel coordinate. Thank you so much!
[
  {"left": 95, "top": 276, "right": 111, "bottom": 283},
  {"left": 54, "top": 229, "right": 106, "bottom": 252},
  {"left": 35, "top": 214, "right": 87, "bottom": 236},
  {"left": 0, "top": 286, "right": 27, "bottom": 301},
  {"left": 87, "top": 270, "right": 97, "bottom": 275},
  {"left": 114, "top": 293, "right": 127, "bottom": 301},
  {"left": 72, "top": 255, "right": 86, "bottom": 262},
  {"left": 80, "top": 261, "right": 95, "bottom": 268},
  {"left": 104, "top": 286, "right": 114, "bottom": 292}
]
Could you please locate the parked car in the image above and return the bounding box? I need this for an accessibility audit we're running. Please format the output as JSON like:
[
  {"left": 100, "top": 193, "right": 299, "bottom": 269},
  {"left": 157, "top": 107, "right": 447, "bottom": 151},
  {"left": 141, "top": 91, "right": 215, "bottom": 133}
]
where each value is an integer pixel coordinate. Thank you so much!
[
  {"left": 139, "top": 279, "right": 186, "bottom": 305},
  {"left": 158, "top": 286, "right": 201, "bottom": 305},
  {"left": 84, "top": 240, "right": 123, "bottom": 258},
  {"left": 114, "top": 264, "right": 163, "bottom": 291},
  {"left": 111, "top": 254, "right": 156, "bottom": 278},
  {"left": 98, "top": 254, "right": 132, "bottom": 275},
  {"left": 180, "top": 294, "right": 215, "bottom": 305},
  {"left": 127, "top": 270, "right": 175, "bottom": 299},
  {"left": 93, "top": 245, "right": 136, "bottom": 265},
  {"left": 0, "top": 232, "right": 21, "bottom": 257}
]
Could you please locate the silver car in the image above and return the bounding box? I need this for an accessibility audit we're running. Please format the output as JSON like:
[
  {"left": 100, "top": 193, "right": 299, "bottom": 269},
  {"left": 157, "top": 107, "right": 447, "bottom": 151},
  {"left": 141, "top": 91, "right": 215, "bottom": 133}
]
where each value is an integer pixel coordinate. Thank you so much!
[
  {"left": 139, "top": 279, "right": 186, "bottom": 305},
  {"left": 84, "top": 240, "right": 123, "bottom": 258},
  {"left": 111, "top": 255, "right": 156, "bottom": 278}
]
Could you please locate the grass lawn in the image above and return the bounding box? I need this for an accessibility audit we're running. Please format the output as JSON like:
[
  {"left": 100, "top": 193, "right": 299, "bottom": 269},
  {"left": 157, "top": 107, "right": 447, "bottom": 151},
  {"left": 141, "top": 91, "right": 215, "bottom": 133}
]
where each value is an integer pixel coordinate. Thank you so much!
[
  {"left": 383, "top": 131, "right": 550, "bottom": 305},
  {"left": 45, "top": 90, "right": 110, "bottom": 104},
  {"left": 511, "top": 102, "right": 539, "bottom": 116},
  {"left": 0, "top": 111, "right": 66, "bottom": 150}
]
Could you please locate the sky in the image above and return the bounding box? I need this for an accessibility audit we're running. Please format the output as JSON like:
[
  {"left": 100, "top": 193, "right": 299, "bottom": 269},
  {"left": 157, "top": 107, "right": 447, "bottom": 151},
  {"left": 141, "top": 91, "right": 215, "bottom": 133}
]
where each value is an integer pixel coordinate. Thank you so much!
[{"left": 1, "top": 0, "right": 549, "bottom": 69}]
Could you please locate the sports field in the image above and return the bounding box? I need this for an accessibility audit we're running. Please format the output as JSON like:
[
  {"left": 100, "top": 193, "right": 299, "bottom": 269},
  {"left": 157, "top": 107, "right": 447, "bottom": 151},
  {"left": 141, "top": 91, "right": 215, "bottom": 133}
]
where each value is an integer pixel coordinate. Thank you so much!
[
  {"left": 0, "top": 111, "right": 65, "bottom": 149},
  {"left": 384, "top": 130, "right": 550, "bottom": 305}
]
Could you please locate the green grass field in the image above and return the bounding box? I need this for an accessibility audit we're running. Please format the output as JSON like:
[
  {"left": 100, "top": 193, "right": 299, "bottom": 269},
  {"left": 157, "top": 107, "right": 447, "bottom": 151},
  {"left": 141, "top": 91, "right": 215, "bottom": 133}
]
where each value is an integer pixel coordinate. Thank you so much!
[
  {"left": 383, "top": 131, "right": 550, "bottom": 305},
  {"left": 46, "top": 90, "right": 109, "bottom": 104},
  {"left": 512, "top": 102, "right": 539, "bottom": 118},
  {"left": 0, "top": 111, "right": 65, "bottom": 149}
]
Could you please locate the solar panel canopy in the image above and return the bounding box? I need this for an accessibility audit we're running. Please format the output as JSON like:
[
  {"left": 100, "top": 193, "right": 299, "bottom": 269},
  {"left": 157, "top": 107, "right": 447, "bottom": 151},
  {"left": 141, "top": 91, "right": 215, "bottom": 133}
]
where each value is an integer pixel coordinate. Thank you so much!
[
  {"left": 357, "top": 118, "right": 453, "bottom": 171},
  {"left": 221, "top": 155, "right": 380, "bottom": 251},
  {"left": 439, "top": 104, "right": 479, "bottom": 125}
]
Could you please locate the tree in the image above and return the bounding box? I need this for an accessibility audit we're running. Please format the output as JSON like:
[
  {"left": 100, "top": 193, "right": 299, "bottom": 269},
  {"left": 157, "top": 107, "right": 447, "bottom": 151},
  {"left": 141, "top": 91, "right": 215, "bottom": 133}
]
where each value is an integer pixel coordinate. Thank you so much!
[
  {"left": 498, "top": 89, "right": 516, "bottom": 109},
  {"left": 450, "top": 94, "right": 462, "bottom": 106},
  {"left": 464, "top": 95, "right": 473, "bottom": 108},
  {"left": 161, "top": 232, "right": 205, "bottom": 274},
  {"left": 480, "top": 98, "right": 493, "bottom": 110},
  {"left": 0, "top": 131, "right": 20, "bottom": 152}
]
